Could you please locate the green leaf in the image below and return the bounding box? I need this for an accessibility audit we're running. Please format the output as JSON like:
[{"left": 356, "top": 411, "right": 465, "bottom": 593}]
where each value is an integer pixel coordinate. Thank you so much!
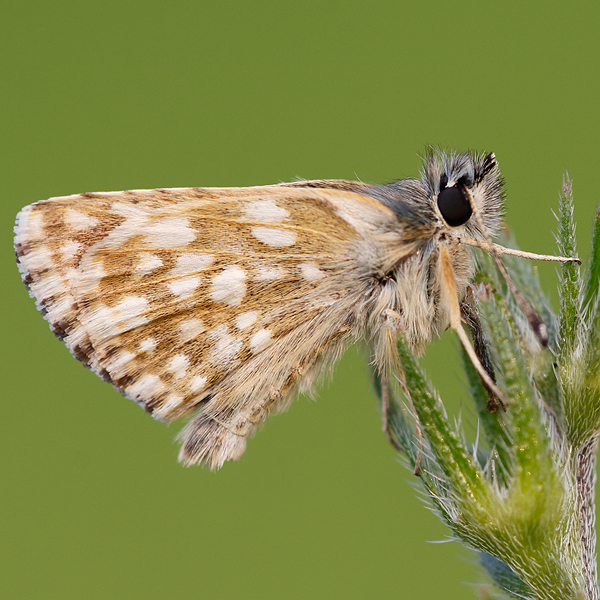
[
  {"left": 582, "top": 209, "right": 600, "bottom": 378},
  {"left": 396, "top": 333, "right": 487, "bottom": 498},
  {"left": 557, "top": 175, "right": 581, "bottom": 358},
  {"left": 461, "top": 345, "right": 512, "bottom": 486},
  {"left": 580, "top": 208, "right": 600, "bottom": 315},
  {"left": 562, "top": 210, "right": 600, "bottom": 447},
  {"left": 478, "top": 293, "right": 553, "bottom": 483}
]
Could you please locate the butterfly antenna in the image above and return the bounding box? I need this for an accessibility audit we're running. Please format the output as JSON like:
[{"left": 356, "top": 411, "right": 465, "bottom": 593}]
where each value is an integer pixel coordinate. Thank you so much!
[{"left": 458, "top": 238, "right": 581, "bottom": 265}]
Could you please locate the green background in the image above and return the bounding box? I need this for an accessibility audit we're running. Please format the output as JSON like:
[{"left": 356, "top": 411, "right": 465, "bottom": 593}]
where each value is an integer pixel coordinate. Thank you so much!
[{"left": 1, "top": 1, "right": 599, "bottom": 598}]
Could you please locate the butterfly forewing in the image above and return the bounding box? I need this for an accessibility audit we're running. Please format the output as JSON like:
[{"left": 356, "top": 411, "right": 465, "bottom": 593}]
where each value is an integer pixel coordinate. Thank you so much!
[{"left": 15, "top": 185, "right": 413, "bottom": 468}]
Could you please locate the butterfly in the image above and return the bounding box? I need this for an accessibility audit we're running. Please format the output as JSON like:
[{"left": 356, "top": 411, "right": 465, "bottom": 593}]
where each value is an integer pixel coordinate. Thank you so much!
[{"left": 15, "top": 150, "right": 574, "bottom": 469}]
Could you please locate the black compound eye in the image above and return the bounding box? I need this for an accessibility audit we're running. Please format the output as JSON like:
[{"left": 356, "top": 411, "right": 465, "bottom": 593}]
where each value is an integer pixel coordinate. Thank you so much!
[{"left": 437, "top": 185, "right": 472, "bottom": 227}]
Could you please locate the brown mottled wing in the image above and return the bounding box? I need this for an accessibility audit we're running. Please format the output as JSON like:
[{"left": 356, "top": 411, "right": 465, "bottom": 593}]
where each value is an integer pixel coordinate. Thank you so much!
[{"left": 14, "top": 185, "right": 410, "bottom": 468}]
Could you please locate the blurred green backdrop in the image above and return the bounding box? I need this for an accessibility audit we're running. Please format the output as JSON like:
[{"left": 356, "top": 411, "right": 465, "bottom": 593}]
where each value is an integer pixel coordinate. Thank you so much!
[{"left": 2, "top": 1, "right": 599, "bottom": 598}]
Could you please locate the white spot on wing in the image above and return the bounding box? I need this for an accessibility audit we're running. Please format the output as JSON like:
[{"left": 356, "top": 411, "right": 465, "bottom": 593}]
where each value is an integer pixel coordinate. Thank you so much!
[
  {"left": 211, "top": 266, "right": 246, "bottom": 306},
  {"left": 255, "top": 265, "right": 285, "bottom": 281},
  {"left": 115, "top": 296, "right": 148, "bottom": 321},
  {"left": 235, "top": 311, "right": 258, "bottom": 330},
  {"left": 135, "top": 254, "right": 163, "bottom": 275},
  {"left": 178, "top": 318, "right": 205, "bottom": 341},
  {"left": 126, "top": 374, "right": 164, "bottom": 401},
  {"left": 167, "top": 354, "right": 189, "bottom": 378},
  {"left": 251, "top": 226, "right": 296, "bottom": 247},
  {"left": 168, "top": 276, "right": 200, "bottom": 299},
  {"left": 169, "top": 253, "right": 213, "bottom": 276},
  {"left": 60, "top": 240, "right": 81, "bottom": 260},
  {"left": 145, "top": 217, "right": 196, "bottom": 248},
  {"left": 111, "top": 202, "right": 147, "bottom": 220},
  {"left": 190, "top": 375, "right": 207, "bottom": 394},
  {"left": 86, "top": 296, "right": 149, "bottom": 338},
  {"left": 209, "top": 324, "right": 243, "bottom": 366},
  {"left": 243, "top": 199, "right": 289, "bottom": 223},
  {"left": 65, "top": 209, "right": 98, "bottom": 231},
  {"left": 300, "top": 262, "right": 325, "bottom": 281},
  {"left": 95, "top": 202, "right": 148, "bottom": 247},
  {"left": 250, "top": 329, "right": 272, "bottom": 353},
  {"left": 139, "top": 337, "right": 157, "bottom": 353}
]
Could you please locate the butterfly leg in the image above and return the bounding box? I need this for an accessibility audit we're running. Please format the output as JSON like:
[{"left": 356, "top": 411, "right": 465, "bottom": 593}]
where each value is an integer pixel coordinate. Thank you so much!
[
  {"left": 459, "top": 285, "right": 503, "bottom": 413},
  {"left": 439, "top": 244, "right": 508, "bottom": 410}
]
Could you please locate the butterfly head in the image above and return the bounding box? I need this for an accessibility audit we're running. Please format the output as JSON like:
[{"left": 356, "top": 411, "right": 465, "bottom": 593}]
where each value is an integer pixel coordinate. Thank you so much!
[{"left": 423, "top": 150, "right": 505, "bottom": 240}]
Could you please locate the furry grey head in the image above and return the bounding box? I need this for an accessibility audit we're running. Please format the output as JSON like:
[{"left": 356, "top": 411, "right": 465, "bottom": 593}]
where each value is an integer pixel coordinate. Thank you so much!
[
  {"left": 423, "top": 150, "right": 505, "bottom": 239},
  {"left": 372, "top": 150, "right": 505, "bottom": 243}
]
